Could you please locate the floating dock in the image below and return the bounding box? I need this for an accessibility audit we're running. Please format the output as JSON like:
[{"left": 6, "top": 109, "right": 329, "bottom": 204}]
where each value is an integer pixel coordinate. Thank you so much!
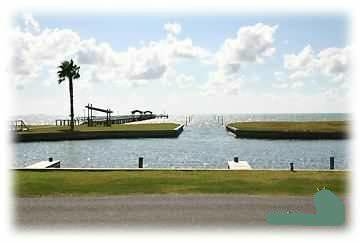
[
  {"left": 25, "top": 160, "right": 61, "bottom": 169},
  {"left": 227, "top": 160, "right": 252, "bottom": 170}
]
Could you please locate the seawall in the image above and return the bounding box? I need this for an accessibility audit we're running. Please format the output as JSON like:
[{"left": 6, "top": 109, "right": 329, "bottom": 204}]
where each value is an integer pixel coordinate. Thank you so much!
[
  {"left": 226, "top": 125, "right": 348, "bottom": 140},
  {"left": 14, "top": 124, "right": 184, "bottom": 142}
]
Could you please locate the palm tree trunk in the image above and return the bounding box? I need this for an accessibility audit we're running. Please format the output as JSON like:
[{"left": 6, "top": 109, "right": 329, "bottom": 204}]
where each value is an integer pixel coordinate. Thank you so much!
[{"left": 69, "top": 77, "right": 74, "bottom": 131}]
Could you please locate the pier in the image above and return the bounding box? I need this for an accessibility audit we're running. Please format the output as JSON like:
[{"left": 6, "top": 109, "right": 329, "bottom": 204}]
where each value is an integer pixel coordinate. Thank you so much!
[
  {"left": 54, "top": 104, "right": 169, "bottom": 127},
  {"left": 79, "top": 113, "right": 169, "bottom": 126},
  {"left": 9, "top": 120, "right": 29, "bottom": 132}
]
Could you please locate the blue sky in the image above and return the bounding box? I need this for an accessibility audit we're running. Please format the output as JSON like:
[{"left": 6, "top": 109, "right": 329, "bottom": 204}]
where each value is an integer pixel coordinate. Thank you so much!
[
  {"left": 32, "top": 14, "right": 348, "bottom": 51},
  {"left": 11, "top": 13, "right": 350, "bottom": 116}
]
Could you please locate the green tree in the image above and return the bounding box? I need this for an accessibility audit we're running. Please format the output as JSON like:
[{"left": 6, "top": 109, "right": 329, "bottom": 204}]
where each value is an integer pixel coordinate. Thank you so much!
[{"left": 57, "top": 59, "right": 80, "bottom": 131}]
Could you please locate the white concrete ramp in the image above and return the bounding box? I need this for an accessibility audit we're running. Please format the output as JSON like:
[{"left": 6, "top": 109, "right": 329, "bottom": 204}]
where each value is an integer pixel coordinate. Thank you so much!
[
  {"left": 227, "top": 160, "right": 252, "bottom": 170},
  {"left": 26, "top": 160, "right": 61, "bottom": 169}
]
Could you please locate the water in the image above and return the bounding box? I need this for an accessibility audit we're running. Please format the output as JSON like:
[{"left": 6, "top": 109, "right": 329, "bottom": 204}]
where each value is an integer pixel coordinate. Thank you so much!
[{"left": 13, "top": 113, "right": 350, "bottom": 169}]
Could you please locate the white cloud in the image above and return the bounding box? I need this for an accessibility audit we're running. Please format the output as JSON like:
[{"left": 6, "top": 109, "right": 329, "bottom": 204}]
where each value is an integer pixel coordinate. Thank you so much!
[
  {"left": 168, "top": 38, "right": 210, "bottom": 59},
  {"left": 278, "top": 45, "right": 350, "bottom": 88},
  {"left": 317, "top": 46, "right": 350, "bottom": 82},
  {"left": 162, "top": 67, "right": 196, "bottom": 89},
  {"left": 174, "top": 74, "right": 195, "bottom": 89},
  {"left": 164, "top": 22, "right": 182, "bottom": 36},
  {"left": 284, "top": 45, "right": 350, "bottom": 81},
  {"left": 202, "top": 71, "right": 242, "bottom": 96},
  {"left": 216, "top": 23, "right": 278, "bottom": 74},
  {"left": 11, "top": 24, "right": 81, "bottom": 85},
  {"left": 291, "top": 81, "right": 304, "bottom": 88},
  {"left": 11, "top": 15, "right": 209, "bottom": 89},
  {"left": 125, "top": 44, "right": 169, "bottom": 80},
  {"left": 284, "top": 45, "right": 315, "bottom": 71},
  {"left": 203, "top": 23, "right": 277, "bottom": 96},
  {"left": 76, "top": 38, "right": 121, "bottom": 66},
  {"left": 21, "top": 13, "right": 41, "bottom": 33},
  {"left": 288, "top": 70, "right": 311, "bottom": 81}
]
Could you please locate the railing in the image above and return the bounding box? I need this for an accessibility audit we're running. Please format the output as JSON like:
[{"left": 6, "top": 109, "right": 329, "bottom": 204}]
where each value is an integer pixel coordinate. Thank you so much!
[
  {"left": 9, "top": 120, "right": 29, "bottom": 131},
  {"left": 74, "top": 113, "right": 168, "bottom": 126},
  {"left": 55, "top": 119, "right": 82, "bottom": 126}
]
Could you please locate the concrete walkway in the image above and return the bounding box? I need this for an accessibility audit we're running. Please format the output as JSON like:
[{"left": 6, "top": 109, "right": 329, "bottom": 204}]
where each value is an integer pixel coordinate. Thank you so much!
[{"left": 14, "top": 194, "right": 348, "bottom": 229}]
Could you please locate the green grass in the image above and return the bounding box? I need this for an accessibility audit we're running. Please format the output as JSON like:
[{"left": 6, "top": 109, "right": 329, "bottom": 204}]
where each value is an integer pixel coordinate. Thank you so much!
[
  {"left": 228, "top": 121, "right": 348, "bottom": 133},
  {"left": 14, "top": 170, "right": 348, "bottom": 197},
  {"left": 18, "top": 123, "right": 180, "bottom": 134}
]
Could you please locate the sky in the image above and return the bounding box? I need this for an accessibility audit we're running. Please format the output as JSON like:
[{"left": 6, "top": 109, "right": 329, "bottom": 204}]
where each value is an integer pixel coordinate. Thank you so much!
[{"left": 10, "top": 13, "right": 350, "bottom": 116}]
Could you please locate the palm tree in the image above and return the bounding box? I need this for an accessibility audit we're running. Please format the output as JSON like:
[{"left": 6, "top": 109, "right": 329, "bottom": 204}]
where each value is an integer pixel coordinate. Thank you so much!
[{"left": 57, "top": 59, "right": 80, "bottom": 131}]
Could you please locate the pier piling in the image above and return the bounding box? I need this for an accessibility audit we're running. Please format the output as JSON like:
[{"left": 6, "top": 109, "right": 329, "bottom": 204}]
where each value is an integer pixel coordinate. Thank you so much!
[
  {"left": 138, "top": 157, "right": 144, "bottom": 168},
  {"left": 290, "top": 162, "right": 295, "bottom": 172},
  {"left": 330, "top": 157, "right": 335, "bottom": 170}
]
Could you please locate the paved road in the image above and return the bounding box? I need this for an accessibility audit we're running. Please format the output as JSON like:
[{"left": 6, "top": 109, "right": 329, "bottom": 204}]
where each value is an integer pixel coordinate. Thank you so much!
[{"left": 14, "top": 194, "right": 347, "bottom": 229}]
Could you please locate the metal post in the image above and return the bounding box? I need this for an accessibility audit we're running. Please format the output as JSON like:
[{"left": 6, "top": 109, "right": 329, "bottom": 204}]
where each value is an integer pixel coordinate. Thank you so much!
[
  {"left": 290, "top": 162, "right": 294, "bottom": 172},
  {"left": 87, "top": 103, "right": 90, "bottom": 127},
  {"left": 91, "top": 104, "right": 93, "bottom": 127},
  {"left": 330, "top": 157, "right": 335, "bottom": 170},
  {"left": 108, "top": 109, "right": 111, "bottom": 126},
  {"left": 138, "top": 157, "right": 143, "bottom": 168}
]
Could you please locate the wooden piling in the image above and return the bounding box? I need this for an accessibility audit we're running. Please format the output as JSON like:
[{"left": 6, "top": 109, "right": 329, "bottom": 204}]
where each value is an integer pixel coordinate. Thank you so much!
[
  {"left": 290, "top": 162, "right": 294, "bottom": 172},
  {"left": 330, "top": 156, "right": 335, "bottom": 170},
  {"left": 138, "top": 157, "right": 144, "bottom": 168}
]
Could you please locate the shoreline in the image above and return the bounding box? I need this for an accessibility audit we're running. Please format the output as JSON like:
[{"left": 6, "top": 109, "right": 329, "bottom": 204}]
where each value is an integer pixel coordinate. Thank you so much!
[
  {"left": 14, "top": 123, "right": 184, "bottom": 142},
  {"left": 226, "top": 121, "right": 349, "bottom": 139}
]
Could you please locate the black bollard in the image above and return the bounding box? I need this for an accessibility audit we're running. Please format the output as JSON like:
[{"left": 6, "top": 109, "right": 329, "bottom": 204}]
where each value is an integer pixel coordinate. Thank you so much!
[
  {"left": 139, "top": 157, "right": 143, "bottom": 168},
  {"left": 290, "top": 162, "right": 294, "bottom": 172},
  {"left": 330, "top": 157, "right": 335, "bottom": 170},
  {"left": 234, "top": 157, "right": 239, "bottom": 163}
]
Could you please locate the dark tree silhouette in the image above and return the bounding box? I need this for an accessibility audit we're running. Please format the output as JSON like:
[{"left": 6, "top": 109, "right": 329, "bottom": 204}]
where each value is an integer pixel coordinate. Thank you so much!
[{"left": 57, "top": 59, "right": 80, "bottom": 131}]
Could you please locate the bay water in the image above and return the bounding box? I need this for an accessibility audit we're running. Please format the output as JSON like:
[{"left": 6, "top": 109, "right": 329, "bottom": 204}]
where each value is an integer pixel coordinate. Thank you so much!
[{"left": 13, "top": 113, "right": 350, "bottom": 169}]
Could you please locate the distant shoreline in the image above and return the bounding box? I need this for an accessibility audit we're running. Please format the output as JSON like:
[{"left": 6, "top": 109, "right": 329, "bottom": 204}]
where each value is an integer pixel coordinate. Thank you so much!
[{"left": 11, "top": 113, "right": 350, "bottom": 125}]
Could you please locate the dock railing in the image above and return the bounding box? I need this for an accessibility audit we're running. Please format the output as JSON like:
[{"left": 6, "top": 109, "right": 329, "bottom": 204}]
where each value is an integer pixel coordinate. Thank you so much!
[{"left": 9, "top": 120, "right": 29, "bottom": 132}]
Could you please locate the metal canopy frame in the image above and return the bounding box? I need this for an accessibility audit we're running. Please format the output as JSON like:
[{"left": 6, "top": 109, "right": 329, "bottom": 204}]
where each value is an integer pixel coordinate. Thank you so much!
[{"left": 85, "top": 103, "right": 113, "bottom": 127}]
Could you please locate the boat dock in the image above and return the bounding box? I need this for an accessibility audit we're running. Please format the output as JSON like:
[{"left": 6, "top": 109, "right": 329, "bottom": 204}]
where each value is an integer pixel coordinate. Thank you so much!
[
  {"left": 25, "top": 159, "right": 61, "bottom": 169},
  {"left": 227, "top": 157, "right": 252, "bottom": 170},
  {"left": 55, "top": 106, "right": 169, "bottom": 127}
]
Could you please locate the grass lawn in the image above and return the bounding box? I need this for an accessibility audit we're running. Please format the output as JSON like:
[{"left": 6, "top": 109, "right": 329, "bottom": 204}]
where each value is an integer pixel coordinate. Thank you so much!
[
  {"left": 17, "top": 123, "right": 180, "bottom": 134},
  {"left": 14, "top": 170, "right": 348, "bottom": 197},
  {"left": 227, "top": 121, "right": 348, "bottom": 133}
]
